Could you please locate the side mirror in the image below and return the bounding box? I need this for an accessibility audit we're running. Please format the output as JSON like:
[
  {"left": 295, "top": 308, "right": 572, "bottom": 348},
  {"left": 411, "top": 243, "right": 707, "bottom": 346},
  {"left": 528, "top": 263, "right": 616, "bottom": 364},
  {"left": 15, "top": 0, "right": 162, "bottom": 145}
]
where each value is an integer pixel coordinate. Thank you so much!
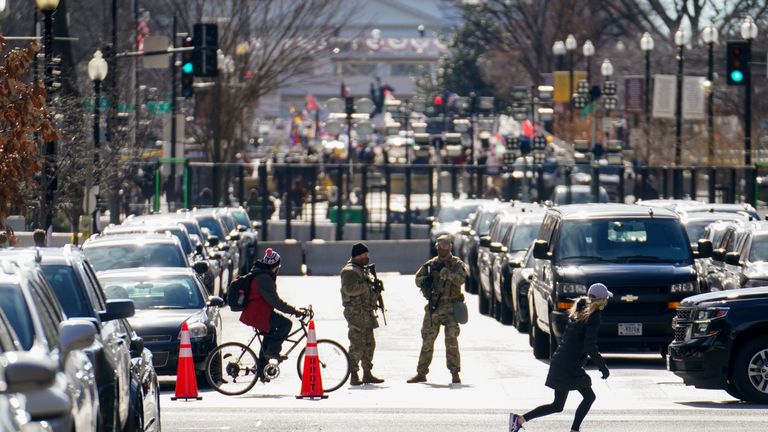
[
  {"left": 712, "top": 248, "right": 726, "bottom": 262},
  {"left": 196, "top": 244, "right": 204, "bottom": 255},
  {"left": 1, "top": 352, "right": 57, "bottom": 392},
  {"left": 501, "top": 246, "right": 508, "bottom": 253},
  {"left": 99, "top": 299, "right": 135, "bottom": 322},
  {"left": 228, "top": 233, "right": 241, "bottom": 241},
  {"left": 480, "top": 236, "right": 492, "bottom": 248},
  {"left": 211, "top": 253, "right": 222, "bottom": 260},
  {"left": 207, "top": 296, "right": 225, "bottom": 307},
  {"left": 207, "top": 235, "right": 221, "bottom": 247},
  {"left": 237, "top": 225, "right": 248, "bottom": 232},
  {"left": 129, "top": 336, "right": 145, "bottom": 356},
  {"left": 696, "top": 239, "right": 713, "bottom": 259},
  {"left": 725, "top": 252, "right": 742, "bottom": 266},
  {"left": 532, "top": 240, "right": 551, "bottom": 260},
  {"left": 58, "top": 319, "right": 96, "bottom": 363},
  {"left": 461, "top": 219, "right": 470, "bottom": 227},
  {"left": 489, "top": 242, "right": 503, "bottom": 253},
  {"left": 193, "top": 261, "right": 210, "bottom": 274},
  {"left": 252, "top": 221, "right": 261, "bottom": 230},
  {"left": 219, "top": 244, "right": 231, "bottom": 252},
  {"left": 508, "top": 259, "right": 523, "bottom": 269}
]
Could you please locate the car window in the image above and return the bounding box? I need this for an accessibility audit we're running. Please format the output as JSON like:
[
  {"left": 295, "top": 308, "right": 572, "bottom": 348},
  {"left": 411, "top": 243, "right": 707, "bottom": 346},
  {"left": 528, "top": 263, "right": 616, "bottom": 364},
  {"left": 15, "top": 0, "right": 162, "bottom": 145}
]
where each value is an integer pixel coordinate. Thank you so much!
[
  {"left": 164, "top": 228, "right": 193, "bottom": 255},
  {"left": 84, "top": 243, "right": 187, "bottom": 271},
  {"left": 556, "top": 218, "right": 691, "bottom": 263},
  {"left": 0, "top": 284, "right": 36, "bottom": 350},
  {"left": 101, "top": 276, "right": 204, "bottom": 310},
  {"left": 509, "top": 223, "right": 541, "bottom": 251},
  {"left": 476, "top": 212, "right": 497, "bottom": 236},
  {"left": 26, "top": 280, "right": 62, "bottom": 351},
  {"left": 198, "top": 217, "right": 225, "bottom": 238},
  {"left": 40, "top": 265, "right": 93, "bottom": 318},
  {"left": 685, "top": 221, "right": 714, "bottom": 242},
  {"left": 180, "top": 221, "right": 203, "bottom": 238},
  {"left": 0, "top": 309, "right": 21, "bottom": 352},
  {"left": 81, "top": 263, "right": 107, "bottom": 310},
  {"left": 219, "top": 214, "right": 236, "bottom": 232},
  {"left": 748, "top": 234, "right": 768, "bottom": 262},
  {"left": 437, "top": 205, "right": 477, "bottom": 223},
  {"left": 230, "top": 210, "right": 251, "bottom": 228}
]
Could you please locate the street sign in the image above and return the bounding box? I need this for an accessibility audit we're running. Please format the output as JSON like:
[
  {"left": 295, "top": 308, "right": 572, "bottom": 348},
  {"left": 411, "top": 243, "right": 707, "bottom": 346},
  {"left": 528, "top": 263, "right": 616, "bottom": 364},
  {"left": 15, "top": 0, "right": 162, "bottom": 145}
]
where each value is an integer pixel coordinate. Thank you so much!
[
  {"left": 572, "top": 94, "right": 588, "bottom": 109},
  {"left": 652, "top": 74, "right": 676, "bottom": 119},
  {"left": 573, "top": 140, "right": 590, "bottom": 152},
  {"left": 142, "top": 36, "right": 170, "bottom": 69},
  {"left": 624, "top": 76, "right": 644, "bottom": 114}
]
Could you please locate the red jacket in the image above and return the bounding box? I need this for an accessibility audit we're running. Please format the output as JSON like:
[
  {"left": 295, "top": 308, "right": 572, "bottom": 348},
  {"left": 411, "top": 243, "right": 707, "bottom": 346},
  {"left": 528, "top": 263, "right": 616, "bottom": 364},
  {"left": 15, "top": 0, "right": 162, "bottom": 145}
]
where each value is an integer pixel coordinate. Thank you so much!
[{"left": 239, "top": 267, "right": 296, "bottom": 332}]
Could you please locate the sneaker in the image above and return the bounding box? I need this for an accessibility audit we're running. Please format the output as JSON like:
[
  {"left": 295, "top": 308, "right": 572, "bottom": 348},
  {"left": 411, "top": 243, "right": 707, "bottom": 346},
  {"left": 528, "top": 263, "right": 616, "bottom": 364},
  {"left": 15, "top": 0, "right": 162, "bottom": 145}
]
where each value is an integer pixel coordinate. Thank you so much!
[{"left": 509, "top": 414, "right": 524, "bottom": 432}]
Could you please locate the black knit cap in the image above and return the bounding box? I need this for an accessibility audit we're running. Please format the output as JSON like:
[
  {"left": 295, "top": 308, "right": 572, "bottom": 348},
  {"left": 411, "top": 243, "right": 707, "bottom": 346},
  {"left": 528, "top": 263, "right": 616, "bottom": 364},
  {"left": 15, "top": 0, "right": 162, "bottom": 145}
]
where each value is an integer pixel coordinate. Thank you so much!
[{"left": 351, "top": 242, "right": 369, "bottom": 258}]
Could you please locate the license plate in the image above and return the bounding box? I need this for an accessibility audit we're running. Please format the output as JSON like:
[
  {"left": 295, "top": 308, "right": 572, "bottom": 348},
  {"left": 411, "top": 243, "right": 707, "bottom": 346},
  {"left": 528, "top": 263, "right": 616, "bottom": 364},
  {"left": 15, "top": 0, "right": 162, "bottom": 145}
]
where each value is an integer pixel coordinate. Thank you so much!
[{"left": 618, "top": 323, "right": 642, "bottom": 336}]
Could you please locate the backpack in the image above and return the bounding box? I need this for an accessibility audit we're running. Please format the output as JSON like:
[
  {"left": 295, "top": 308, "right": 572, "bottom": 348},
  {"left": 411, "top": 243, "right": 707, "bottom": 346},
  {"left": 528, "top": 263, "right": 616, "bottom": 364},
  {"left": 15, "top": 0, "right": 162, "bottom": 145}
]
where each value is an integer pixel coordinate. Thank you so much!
[{"left": 226, "top": 272, "right": 254, "bottom": 311}]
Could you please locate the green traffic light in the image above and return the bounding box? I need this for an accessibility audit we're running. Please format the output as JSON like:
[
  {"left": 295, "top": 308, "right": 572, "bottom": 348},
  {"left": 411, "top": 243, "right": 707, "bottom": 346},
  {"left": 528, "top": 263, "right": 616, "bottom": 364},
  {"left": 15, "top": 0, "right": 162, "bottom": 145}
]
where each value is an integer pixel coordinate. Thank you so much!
[
  {"left": 731, "top": 70, "right": 744, "bottom": 83},
  {"left": 182, "top": 62, "right": 194, "bottom": 75}
]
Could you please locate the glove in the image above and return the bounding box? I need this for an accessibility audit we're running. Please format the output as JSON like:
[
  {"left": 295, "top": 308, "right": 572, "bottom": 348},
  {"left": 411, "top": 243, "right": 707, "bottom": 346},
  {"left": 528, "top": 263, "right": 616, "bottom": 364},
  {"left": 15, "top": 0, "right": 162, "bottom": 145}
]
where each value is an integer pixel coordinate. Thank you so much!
[{"left": 599, "top": 366, "right": 610, "bottom": 380}]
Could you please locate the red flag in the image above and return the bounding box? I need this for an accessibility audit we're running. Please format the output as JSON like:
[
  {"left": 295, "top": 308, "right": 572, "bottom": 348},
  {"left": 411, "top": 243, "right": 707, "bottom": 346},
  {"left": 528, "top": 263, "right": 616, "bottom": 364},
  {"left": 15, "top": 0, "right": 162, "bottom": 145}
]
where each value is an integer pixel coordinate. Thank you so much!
[{"left": 306, "top": 94, "right": 319, "bottom": 111}]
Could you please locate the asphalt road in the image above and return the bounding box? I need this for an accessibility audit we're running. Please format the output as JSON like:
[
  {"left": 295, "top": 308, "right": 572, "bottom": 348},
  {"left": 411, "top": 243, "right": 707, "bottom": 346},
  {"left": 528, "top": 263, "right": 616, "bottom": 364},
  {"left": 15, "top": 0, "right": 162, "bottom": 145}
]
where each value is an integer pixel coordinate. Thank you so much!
[{"left": 159, "top": 273, "right": 768, "bottom": 431}]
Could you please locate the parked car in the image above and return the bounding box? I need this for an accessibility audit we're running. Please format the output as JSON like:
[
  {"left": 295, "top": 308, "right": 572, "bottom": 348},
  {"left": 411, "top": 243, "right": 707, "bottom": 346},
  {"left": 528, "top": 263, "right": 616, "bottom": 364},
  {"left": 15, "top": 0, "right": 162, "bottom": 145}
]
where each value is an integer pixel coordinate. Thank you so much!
[
  {"left": 191, "top": 209, "right": 238, "bottom": 291},
  {"left": 221, "top": 206, "right": 260, "bottom": 274},
  {"left": 3, "top": 246, "right": 136, "bottom": 432},
  {"left": 97, "top": 267, "right": 223, "bottom": 381},
  {"left": 678, "top": 211, "right": 750, "bottom": 249},
  {"left": 511, "top": 241, "right": 537, "bottom": 333},
  {"left": 682, "top": 203, "right": 759, "bottom": 221},
  {"left": 703, "top": 221, "right": 748, "bottom": 292},
  {"left": 120, "top": 318, "right": 161, "bottom": 432},
  {"left": 668, "top": 287, "right": 768, "bottom": 403},
  {"left": 0, "top": 308, "right": 72, "bottom": 432},
  {"left": 711, "top": 221, "right": 768, "bottom": 290},
  {"left": 463, "top": 201, "right": 511, "bottom": 295},
  {"left": 491, "top": 212, "right": 544, "bottom": 325},
  {"left": 428, "top": 199, "right": 493, "bottom": 256},
  {"left": 549, "top": 185, "right": 609, "bottom": 205},
  {"left": 0, "top": 258, "right": 99, "bottom": 432},
  {"left": 528, "top": 204, "right": 712, "bottom": 360}
]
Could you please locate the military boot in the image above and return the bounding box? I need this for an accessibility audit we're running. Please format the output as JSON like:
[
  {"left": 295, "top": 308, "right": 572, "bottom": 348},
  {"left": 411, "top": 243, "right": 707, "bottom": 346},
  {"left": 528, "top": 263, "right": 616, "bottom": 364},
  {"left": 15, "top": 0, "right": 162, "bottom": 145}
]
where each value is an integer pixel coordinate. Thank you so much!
[
  {"left": 451, "top": 372, "right": 461, "bottom": 384},
  {"left": 362, "top": 370, "right": 384, "bottom": 384},
  {"left": 406, "top": 373, "right": 427, "bottom": 383},
  {"left": 349, "top": 371, "right": 362, "bottom": 386}
]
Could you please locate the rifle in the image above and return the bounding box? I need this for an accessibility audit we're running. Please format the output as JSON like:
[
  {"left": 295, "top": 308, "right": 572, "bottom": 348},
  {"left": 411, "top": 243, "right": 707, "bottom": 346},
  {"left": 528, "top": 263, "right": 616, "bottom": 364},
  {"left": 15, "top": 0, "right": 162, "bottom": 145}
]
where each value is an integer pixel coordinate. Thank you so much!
[{"left": 368, "top": 264, "right": 387, "bottom": 326}]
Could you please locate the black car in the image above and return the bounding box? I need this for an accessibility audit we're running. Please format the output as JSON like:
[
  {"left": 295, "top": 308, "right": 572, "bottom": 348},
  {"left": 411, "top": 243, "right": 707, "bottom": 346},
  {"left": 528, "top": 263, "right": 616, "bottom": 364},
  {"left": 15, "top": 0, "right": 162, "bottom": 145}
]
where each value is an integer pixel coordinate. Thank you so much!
[
  {"left": 711, "top": 222, "right": 768, "bottom": 290},
  {"left": 668, "top": 287, "right": 768, "bottom": 404},
  {"left": 119, "top": 318, "right": 161, "bottom": 432},
  {"left": 96, "top": 267, "right": 223, "bottom": 379},
  {"left": 528, "top": 204, "right": 712, "bottom": 360},
  {"left": 222, "top": 206, "right": 260, "bottom": 274},
  {"left": 428, "top": 199, "right": 492, "bottom": 257},
  {"left": 3, "top": 246, "right": 136, "bottom": 432},
  {"left": 463, "top": 202, "right": 511, "bottom": 295}
]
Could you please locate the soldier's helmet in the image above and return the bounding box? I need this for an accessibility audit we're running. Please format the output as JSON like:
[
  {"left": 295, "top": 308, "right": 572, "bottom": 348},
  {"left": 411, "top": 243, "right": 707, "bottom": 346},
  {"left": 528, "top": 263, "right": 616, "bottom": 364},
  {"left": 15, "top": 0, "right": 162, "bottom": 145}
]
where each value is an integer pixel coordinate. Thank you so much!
[{"left": 435, "top": 235, "right": 453, "bottom": 247}]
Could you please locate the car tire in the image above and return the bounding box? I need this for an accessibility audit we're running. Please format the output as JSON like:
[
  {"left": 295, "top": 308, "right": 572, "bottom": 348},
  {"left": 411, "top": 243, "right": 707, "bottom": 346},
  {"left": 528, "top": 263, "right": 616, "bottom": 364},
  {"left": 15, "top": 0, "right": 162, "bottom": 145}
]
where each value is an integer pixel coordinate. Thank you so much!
[
  {"left": 478, "top": 288, "right": 490, "bottom": 315},
  {"left": 514, "top": 291, "right": 529, "bottom": 333},
  {"left": 732, "top": 336, "right": 768, "bottom": 404},
  {"left": 465, "top": 275, "right": 478, "bottom": 294},
  {"left": 532, "top": 311, "right": 550, "bottom": 360},
  {"left": 124, "top": 394, "right": 143, "bottom": 432},
  {"left": 725, "top": 382, "right": 743, "bottom": 401},
  {"left": 500, "top": 296, "right": 514, "bottom": 325}
]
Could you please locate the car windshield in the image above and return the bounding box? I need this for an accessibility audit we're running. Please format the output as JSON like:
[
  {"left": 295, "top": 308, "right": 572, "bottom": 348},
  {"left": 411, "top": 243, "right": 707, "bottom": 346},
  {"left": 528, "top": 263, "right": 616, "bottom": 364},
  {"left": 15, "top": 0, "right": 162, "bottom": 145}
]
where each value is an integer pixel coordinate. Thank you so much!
[
  {"left": 41, "top": 265, "right": 92, "bottom": 318},
  {"left": 220, "top": 215, "right": 236, "bottom": 232},
  {"left": 163, "top": 229, "right": 193, "bottom": 255},
  {"left": 0, "top": 284, "right": 36, "bottom": 350},
  {"left": 100, "top": 275, "right": 203, "bottom": 310},
  {"left": 84, "top": 243, "right": 187, "bottom": 271},
  {"left": 198, "top": 217, "right": 225, "bottom": 238},
  {"left": 749, "top": 235, "right": 768, "bottom": 262},
  {"left": 437, "top": 205, "right": 478, "bottom": 223},
  {"left": 684, "top": 221, "right": 716, "bottom": 243},
  {"left": 476, "top": 212, "right": 497, "bottom": 236},
  {"left": 509, "top": 224, "right": 541, "bottom": 251},
  {"left": 230, "top": 210, "right": 251, "bottom": 228},
  {"left": 554, "top": 189, "right": 608, "bottom": 204},
  {"left": 556, "top": 218, "right": 691, "bottom": 263},
  {"left": 178, "top": 221, "right": 202, "bottom": 238}
]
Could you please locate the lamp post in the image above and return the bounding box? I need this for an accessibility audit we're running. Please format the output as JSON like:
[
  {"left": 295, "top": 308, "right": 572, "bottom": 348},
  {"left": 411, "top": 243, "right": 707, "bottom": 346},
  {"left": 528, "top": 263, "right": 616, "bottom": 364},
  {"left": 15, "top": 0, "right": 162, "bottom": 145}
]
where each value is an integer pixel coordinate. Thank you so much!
[
  {"left": 741, "top": 16, "right": 757, "bottom": 167},
  {"left": 552, "top": 40, "right": 566, "bottom": 71},
  {"left": 700, "top": 23, "right": 717, "bottom": 165},
  {"left": 640, "top": 32, "right": 654, "bottom": 163},
  {"left": 35, "top": 0, "right": 60, "bottom": 236},
  {"left": 565, "top": 34, "right": 577, "bottom": 99},
  {"left": 87, "top": 50, "right": 108, "bottom": 234},
  {"left": 592, "top": 58, "right": 613, "bottom": 203},
  {"left": 582, "top": 40, "right": 595, "bottom": 150},
  {"left": 673, "top": 28, "right": 687, "bottom": 198}
]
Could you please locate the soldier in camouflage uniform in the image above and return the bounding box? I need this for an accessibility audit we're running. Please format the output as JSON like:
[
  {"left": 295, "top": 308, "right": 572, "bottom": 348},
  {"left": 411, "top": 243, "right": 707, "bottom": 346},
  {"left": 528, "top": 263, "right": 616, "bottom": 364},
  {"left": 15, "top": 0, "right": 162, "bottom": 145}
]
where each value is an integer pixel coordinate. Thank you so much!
[
  {"left": 341, "top": 242, "right": 385, "bottom": 385},
  {"left": 408, "top": 235, "right": 469, "bottom": 384}
]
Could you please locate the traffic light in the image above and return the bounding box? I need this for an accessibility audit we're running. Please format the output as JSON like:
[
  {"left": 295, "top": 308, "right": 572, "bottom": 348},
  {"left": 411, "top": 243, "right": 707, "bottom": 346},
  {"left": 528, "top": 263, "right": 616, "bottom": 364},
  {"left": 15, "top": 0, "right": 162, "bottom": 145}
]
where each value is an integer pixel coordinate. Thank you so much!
[
  {"left": 433, "top": 95, "right": 443, "bottom": 107},
  {"left": 726, "top": 41, "right": 749, "bottom": 86},
  {"left": 181, "top": 36, "right": 194, "bottom": 98},
  {"left": 193, "top": 23, "right": 218, "bottom": 77}
]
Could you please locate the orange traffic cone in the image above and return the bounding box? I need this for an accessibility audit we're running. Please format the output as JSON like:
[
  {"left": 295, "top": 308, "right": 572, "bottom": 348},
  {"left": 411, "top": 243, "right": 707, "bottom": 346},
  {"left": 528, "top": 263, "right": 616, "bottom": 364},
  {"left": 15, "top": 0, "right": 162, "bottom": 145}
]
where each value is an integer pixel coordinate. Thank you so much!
[
  {"left": 171, "top": 322, "right": 202, "bottom": 401},
  {"left": 296, "top": 320, "right": 328, "bottom": 399}
]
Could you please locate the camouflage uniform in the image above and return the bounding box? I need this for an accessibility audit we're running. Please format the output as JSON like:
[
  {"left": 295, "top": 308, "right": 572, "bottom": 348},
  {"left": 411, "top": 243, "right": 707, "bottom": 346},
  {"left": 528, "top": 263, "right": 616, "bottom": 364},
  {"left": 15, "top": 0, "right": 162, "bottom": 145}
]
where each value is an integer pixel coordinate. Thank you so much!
[
  {"left": 413, "top": 253, "right": 468, "bottom": 376},
  {"left": 340, "top": 259, "right": 379, "bottom": 374}
]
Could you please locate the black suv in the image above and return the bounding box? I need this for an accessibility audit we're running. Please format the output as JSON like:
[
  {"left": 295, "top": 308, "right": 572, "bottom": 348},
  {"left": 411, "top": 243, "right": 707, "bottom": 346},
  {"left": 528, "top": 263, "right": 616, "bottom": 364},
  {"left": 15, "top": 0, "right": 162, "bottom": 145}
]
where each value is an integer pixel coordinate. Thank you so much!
[
  {"left": 4, "top": 246, "right": 136, "bottom": 432},
  {"left": 668, "top": 287, "right": 768, "bottom": 404},
  {"left": 528, "top": 204, "right": 712, "bottom": 359}
]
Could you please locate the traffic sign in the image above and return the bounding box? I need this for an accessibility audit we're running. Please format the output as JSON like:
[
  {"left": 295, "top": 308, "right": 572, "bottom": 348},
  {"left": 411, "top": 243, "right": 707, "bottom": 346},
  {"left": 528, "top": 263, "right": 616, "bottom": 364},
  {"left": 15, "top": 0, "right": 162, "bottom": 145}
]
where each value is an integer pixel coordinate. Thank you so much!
[{"left": 603, "top": 80, "right": 617, "bottom": 96}]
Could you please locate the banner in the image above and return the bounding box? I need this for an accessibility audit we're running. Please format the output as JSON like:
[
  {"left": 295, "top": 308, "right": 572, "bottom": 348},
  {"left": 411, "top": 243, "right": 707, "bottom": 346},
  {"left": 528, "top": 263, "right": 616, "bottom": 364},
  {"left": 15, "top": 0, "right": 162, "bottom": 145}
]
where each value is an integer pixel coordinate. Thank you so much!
[
  {"left": 652, "top": 74, "right": 676, "bottom": 119},
  {"left": 553, "top": 70, "right": 587, "bottom": 103},
  {"left": 682, "top": 76, "right": 706, "bottom": 120},
  {"left": 624, "top": 76, "right": 644, "bottom": 114}
]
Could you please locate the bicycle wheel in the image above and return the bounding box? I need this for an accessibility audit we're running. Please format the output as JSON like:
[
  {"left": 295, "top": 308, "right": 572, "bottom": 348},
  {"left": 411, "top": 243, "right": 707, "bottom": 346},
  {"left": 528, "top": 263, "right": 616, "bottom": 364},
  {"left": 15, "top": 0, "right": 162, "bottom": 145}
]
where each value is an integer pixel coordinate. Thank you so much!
[
  {"left": 205, "top": 342, "right": 260, "bottom": 395},
  {"left": 296, "top": 339, "right": 351, "bottom": 392}
]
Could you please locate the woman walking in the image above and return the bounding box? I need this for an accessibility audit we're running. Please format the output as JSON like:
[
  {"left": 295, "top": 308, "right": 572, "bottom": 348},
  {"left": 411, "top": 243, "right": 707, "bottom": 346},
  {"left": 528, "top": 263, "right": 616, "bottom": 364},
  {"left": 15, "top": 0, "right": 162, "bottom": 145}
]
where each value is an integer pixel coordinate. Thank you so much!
[{"left": 509, "top": 283, "right": 612, "bottom": 432}]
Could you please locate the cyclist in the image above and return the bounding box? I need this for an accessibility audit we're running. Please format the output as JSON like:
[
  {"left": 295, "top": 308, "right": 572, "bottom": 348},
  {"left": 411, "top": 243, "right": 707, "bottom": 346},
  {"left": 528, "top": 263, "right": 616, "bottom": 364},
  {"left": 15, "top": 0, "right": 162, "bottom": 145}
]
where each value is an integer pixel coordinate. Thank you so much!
[{"left": 239, "top": 248, "right": 304, "bottom": 380}]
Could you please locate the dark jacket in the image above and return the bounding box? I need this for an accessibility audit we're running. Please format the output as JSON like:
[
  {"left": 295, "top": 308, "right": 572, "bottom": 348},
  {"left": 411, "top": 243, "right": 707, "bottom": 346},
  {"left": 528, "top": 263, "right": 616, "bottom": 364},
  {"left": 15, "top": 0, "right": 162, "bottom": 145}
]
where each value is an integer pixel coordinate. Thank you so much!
[
  {"left": 239, "top": 263, "right": 298, "bottom": 332},
  {"left": 545, "top": 303, "right": 606, "bottom": 391}
]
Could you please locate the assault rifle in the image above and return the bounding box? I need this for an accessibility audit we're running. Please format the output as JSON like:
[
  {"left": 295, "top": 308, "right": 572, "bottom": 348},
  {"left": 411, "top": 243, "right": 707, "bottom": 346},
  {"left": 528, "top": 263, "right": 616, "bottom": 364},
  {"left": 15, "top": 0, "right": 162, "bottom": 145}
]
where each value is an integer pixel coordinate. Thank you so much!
[{"left": 368, "top": 263, "right": 387, "bottom": 326}]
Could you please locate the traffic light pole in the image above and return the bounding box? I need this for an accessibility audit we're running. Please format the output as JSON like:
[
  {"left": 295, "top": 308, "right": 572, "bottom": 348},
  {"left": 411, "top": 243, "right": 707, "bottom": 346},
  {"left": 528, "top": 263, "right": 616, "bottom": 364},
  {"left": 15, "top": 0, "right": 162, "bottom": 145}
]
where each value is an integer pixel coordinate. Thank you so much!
[
  {"left": 169, "top": 15, "right": 178, "bottom": 207},
  {"left": 744, "top": 39, "right": 752, "bottom": 167}
]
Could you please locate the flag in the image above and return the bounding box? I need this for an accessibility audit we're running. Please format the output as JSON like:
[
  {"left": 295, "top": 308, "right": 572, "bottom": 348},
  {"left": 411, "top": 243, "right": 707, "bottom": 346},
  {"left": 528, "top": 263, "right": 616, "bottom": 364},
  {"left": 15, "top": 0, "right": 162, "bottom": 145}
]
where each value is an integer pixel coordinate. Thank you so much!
[
  {"left": 340, "top": 81, "right": 349, "bottom": 98},
  {"left": 305, "top": 94, "right": 319, "bottom": 111}
]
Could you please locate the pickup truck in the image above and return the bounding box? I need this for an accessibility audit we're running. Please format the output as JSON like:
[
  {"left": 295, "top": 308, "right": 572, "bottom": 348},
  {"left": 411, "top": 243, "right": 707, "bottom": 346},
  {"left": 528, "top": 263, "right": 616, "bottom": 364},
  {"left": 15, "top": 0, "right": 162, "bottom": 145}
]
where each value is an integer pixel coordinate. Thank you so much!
[{"left": 668, "top": 287, "right": 768, "bottom": 404}]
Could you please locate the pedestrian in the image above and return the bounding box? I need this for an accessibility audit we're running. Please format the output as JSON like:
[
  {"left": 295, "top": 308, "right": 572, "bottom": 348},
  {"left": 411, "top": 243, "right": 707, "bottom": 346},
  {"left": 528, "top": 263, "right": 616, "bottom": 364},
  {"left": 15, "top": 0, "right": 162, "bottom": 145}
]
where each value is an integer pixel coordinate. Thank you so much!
[
  {"left": 509, "top": 283, "right": 613, "bottom": 432},
  {"left": 408, "top": 235, "right": 468, "bottom": 385},
  {"left": 33, "top": 228, "right": 47, "bottom": 247},
  {"left": 0, "top": 232, "right": 7, "bottom": 248},
  {"left": 340, "top": 242, "right": 384, "bottom": 385},
  {"left": 238, "top": 248, "right": 306, "bottom": 382}
]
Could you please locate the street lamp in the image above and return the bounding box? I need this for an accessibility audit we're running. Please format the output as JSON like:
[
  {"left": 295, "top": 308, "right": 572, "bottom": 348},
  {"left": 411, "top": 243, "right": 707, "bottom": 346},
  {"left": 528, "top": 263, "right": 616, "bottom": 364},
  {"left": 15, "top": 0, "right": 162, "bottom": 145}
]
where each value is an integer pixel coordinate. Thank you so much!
[
  {"left": 701, "top": 23, "right": 717, "bottom": 164},
  {"left": 565, "top": 34, "right": 577, "bottom": 98},
  {"left": 552, "top": 40, "right": 565, "bottom": 70},
  {"left": 35, "top": 0, "right": 60, "bottom": 236},
  {"left": 640, "top": 32, "right": 654, "bottom": 163},
  {"left": 87, "top": 50, "right": 107, "bottom": 234},
  {"left": 582, "top": 40, "right": 595, "bottom": 151},
  {"left": 673, "top": 27, "right": 688, "bottom": 198},
  {"left": 741, "top": 16, "right": 757, "bottom": 167}
]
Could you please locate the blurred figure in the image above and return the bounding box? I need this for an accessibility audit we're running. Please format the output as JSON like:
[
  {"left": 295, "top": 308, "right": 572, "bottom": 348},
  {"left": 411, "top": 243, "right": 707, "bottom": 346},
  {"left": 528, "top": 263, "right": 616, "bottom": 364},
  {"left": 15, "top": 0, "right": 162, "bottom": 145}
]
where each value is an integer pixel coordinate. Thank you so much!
[{"left": 33, "top": 229, "right": 47, "bottom": 247}]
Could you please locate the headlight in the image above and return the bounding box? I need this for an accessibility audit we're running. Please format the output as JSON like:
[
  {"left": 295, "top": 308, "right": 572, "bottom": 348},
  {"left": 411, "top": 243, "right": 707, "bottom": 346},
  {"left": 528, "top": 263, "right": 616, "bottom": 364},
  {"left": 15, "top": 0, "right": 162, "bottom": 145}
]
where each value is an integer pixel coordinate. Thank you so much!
[
  {"left": 180, "top": 321, "right": 208, "bottom": 339},
  {"left": 556, "top": 282, "right": 587, "bottom": 295},
  {"left": 691, "top": 307, "right": 729, "bottom": 338},
  {"left": 671, "top": 281, "right": 698, "bottom": 293}
]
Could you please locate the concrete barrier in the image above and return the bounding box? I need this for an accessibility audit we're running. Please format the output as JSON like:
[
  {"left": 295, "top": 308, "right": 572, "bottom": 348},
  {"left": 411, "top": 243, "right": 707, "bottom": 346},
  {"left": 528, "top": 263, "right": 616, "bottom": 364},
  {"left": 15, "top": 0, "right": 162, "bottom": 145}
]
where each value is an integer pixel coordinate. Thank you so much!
[
  {"left": 12, "top": 232, "right": 82, "bottom": 247},
  {"left": 304, "top": 239, "right": 429, "bottom": 276},
  {"left": 256, "top": 240, "right": 303, "bottom": 275}
]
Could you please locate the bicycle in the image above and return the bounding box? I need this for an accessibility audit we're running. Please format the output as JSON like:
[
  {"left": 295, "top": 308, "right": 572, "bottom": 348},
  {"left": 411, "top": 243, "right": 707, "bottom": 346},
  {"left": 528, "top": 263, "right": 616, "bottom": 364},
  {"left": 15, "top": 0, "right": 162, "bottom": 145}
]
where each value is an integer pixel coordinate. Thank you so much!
[{"left": 204, "top": 305, "right": 351, "bottom": 395}]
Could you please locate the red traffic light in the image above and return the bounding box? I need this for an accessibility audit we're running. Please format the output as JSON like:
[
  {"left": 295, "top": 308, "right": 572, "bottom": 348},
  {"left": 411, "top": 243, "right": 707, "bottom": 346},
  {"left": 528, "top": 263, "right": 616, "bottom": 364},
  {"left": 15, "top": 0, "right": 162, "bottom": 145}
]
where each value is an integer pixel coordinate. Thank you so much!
[{"left": 434, "top": 95, "right": 443, "bottom": 106}]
